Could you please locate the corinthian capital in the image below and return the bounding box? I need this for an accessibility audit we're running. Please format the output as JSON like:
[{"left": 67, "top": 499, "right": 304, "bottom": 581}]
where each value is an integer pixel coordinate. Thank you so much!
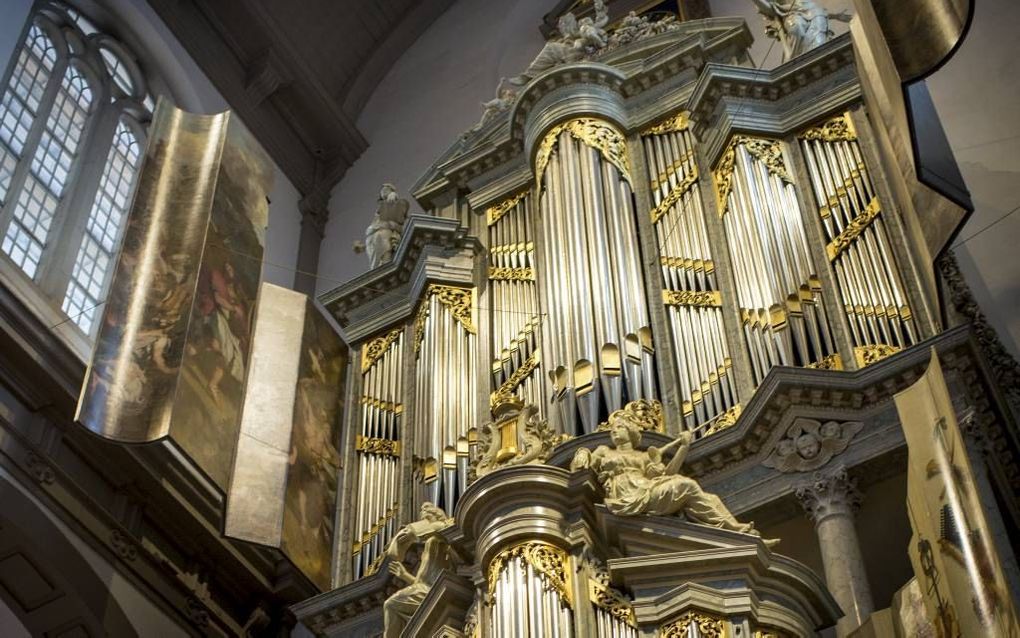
[{"left": 795, "top": 468, "right": 862, "bottom": 525}]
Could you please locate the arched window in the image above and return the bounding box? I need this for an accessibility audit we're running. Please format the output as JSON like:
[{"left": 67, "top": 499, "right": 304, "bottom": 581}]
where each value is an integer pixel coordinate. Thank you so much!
[{"left": 0, "top": 3, "right": 152, "bottom": 336}]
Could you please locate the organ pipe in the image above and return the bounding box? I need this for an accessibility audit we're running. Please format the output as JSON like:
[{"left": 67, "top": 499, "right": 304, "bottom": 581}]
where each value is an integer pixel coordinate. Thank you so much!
[
  {"left": 413, "top": 285, "right": 478, "bottom": 515},
  {"left": 641, "top": 112, "right": 737, "bottom": 431},
  {"left": 487, "top": 542, "right": 573, "bottom": 638},
  {"left": 798, "top": 113, "right": 917, "bottom": 365},
  {"left": 352, "top": 328, "right": 404, "bottom": 579},
  {"left": 535, "top": 118, "right": 656, "bottom": 436},
  {"left": 713, "top": 136, "right": 838, "bottom": 384}
]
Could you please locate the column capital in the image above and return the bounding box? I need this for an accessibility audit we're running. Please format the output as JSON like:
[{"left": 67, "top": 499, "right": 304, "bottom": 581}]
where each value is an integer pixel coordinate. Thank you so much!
[{"left": 796, "top": 468, "right": 862, "bottom": 525}]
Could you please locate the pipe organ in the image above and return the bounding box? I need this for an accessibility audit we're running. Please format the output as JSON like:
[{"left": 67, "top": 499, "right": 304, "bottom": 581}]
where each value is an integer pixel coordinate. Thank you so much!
[
  {"left": 412, "top": 284, "right": 478, "bottom": 515},
  {"left": 713, "top": 136, "right": 838, "bottom": 383},
  {"left": 641, "top": 113, "right": 737, "bottom": 431},
  {"left": 487, "top": 192, "right": 543, "bottom": 411},
  {"left": 303, "top": 15, "right": 1010, "bottom": 638},
  {"left": 352, "top": 328, "right": 404, "bottom": 579},
  {"left": 798, "top": 113, "right": 917, "bottom": 365},
  {"left": 536, "top": 118, "right": 655, "bottom": 436}
]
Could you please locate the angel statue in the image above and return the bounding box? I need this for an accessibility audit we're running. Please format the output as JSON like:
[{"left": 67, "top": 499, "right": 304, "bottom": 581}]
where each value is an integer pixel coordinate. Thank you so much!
[
  {"left": 353, "top": 183, "right": 409, "bottom": 268},
  {"left": 381, "top": 502, "right": 454, "bottom": 638},
  {"left": 572, "top": 407, "right": 773, "bottom": 541},
  {"left": 509, "top": 0, "right": 609, "bottom": 88},
  {"left": 751, "top": 0, "right": 851, "bottom": 62}
]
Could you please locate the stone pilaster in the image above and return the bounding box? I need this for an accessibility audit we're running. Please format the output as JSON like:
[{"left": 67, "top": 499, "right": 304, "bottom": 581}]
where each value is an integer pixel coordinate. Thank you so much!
[{"left": 796, "top": 468, "right": 874, "bottom": 637}]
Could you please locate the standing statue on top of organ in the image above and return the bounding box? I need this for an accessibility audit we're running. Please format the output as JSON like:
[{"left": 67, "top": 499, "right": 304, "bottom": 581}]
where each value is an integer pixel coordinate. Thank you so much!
[
  {"left": 751, "top": 0, "right": 851, "bottom": 62},
  {"left": 353, "top": 183, "right": 409, "bottom": 269},
  {"left": 572, "top": 407, "right": 775, "bottom": 543}
]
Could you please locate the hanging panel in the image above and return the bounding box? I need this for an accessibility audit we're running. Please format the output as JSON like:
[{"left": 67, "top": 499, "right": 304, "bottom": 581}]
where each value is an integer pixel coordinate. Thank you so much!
[
  {"left": 641, "top": 112, "right": 737, "bottom": 431},
  {"left": 799, "top": 113, "right": 917, "bottom": 367}
]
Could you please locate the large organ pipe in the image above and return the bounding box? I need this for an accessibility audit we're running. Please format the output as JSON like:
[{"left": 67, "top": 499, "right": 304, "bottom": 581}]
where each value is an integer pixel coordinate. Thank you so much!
[
  {"left": 798, "top": 113, "right": 917, "bottom": 366},
  {"left": 352, "top": 328, "right": 404, "bottom": 578},
  {"left": 535, "top": 118, "right": 654, "bottom": 435},
  {"left": 488, "top": 542, "right": 573, "bottom": 637},
  {"left": 413, "top": 285, "right": 477, "bottom": 515},
  {"left": 713, "top": 136, "right": 838, "bottom": 384},
  {"left": 642, "top": 112, "right": 737, "bottom": 431}
]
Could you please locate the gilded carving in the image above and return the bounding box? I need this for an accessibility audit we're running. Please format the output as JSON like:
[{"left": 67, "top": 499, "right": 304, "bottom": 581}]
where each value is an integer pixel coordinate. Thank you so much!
[
  {"left": 362, "top": 328, "right": 402, "bottom": 373},
  {"left": 853, "top": 344, "right": 901, "bottom": 367},
  {"left": 415, "top": 284, "right": 476, "bottom": 352},
  {"left": 714, "top": 136, "right": 791, "bottom": 217},
  {"left": 662, "top": 289, "right": 722, "bottom": 308},
  {"left": 642, "top": 111, "right": 690, "bottom": 136},
  {"left": 472, "top": 399, "right": 569, "bottom": 480},
  {"left": 535, "top": 118, "right": 631, "bottom": 185},
  {"left": 488, "top": 266, "right": 535, "bottom": 281},
  {"left": 588, "top": 576, "right": 637, "bottom": 627},
  {"left": 705, "top": 404, "right": 743, "bottom": 436},
  {"left": 596, "top": 399, "right": 665, "bottom": 433},
  {"left": 799, "top": 112, "right": 857, "bottom": 143},
  {"left": 762, "top": 418, "right": 863, "bottom": 473},
  {"left": 661, "top": 256, "right": 715, "bottom": 273},
  {"left": 487, "top": 541, "right": 572, "bottom": 607},
  {"left": 806, "top": 353, "right": 844, "bottom": 370},
  {"left": 650, "top": 168, "right": 699, "bottom": 224},
  {"left": 490, "top": 349, "right": 541, "bottom": 409},
  {"left": 356, "top": 435, "right": 401, "bottom": 457},
  {"left": 660, "top": 610, "right": 727, "bottom": 638},
  {"left": 486, "top": 190, "right": 528, "bottom": 226},
  {"left": 826, "top": 197, "right": 881, "bottom": 261}
]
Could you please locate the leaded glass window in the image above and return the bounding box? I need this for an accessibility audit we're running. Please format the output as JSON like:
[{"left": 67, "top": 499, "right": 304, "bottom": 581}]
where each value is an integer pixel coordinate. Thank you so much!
[{"left": 0, "top": 3, "right": 154, "bottom": 338}]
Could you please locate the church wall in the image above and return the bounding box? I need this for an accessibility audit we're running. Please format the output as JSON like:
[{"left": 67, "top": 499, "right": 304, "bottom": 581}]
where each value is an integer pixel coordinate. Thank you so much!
[{"left": 320, "top": 0, "right": 1020, "bottom": 361}]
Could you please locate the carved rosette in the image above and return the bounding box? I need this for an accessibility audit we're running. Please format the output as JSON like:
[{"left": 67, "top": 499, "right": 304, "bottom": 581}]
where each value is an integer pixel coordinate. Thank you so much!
[
  {"left": 487, "top": 541, "right": 572, "bottom": 607},
  {"left": 796, "top": 469, "right": 862, "bottom": 524},
  {"left": 535, "top": 118, "right": 632, "bottom": 185},
  {"left": 660, "top": 610, "right": 727, "bottom": 638}
]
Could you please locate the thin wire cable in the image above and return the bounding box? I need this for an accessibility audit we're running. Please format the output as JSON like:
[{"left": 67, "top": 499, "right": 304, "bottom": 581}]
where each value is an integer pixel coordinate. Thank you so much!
[{"left": 950, "top": 204, "right": 1020, "bottom": 250}]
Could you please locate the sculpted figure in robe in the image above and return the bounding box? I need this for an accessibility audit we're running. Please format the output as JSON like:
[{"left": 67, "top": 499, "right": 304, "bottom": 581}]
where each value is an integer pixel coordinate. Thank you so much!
[
  {"left": 751, "top": 0, "right": 850, "bottom": 62},
  {"left": 509, "top": 0, "right": 609, "bottom": 88},
  {"left": 354, "top": 183, "right": 409, "bottom": 268},
  {"left": 572, "top": 408, "right": 764, "bottom": 537}
]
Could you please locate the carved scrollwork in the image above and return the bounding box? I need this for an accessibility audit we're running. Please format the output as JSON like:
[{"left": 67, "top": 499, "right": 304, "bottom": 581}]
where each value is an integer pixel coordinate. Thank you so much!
[
  {"left": 704, "top": 404, "right": 743, "bottom": 436},
  {"left": 355, "top": 435, "right": 401, "bottom": 457},
  {"left": 588, "top": 561, "right": 637, "bottom": 627},
  {"left": 799, "top": 112, "right": 857, "bottom": 143},
  {"left": 361, "top": 328, "right": 402, "bottom": 373},
  {"left": 650, "top": 168, "right": 699, "bottom": 224},
  {"left": 641, "top": 111, "right": 690, "bottom": 136},
  {"left": 826, "top": 197, "right": 881, "bottom": 261},
  {"left": 486, "top": 190, "right": 528, "bottom": 226},
  {"left": 487, "top": 541, "right": 572, "bottom": 607},
  {"left": 535, "top": 118, "right": 631, "bottom": 185},
  {"left": 596, "top": 398, "right": 664, "bottom": 433},
  {"left": 660, "top": 610, "right": 727, "bottom": 638},
  {"left": 714, "top": 136, "right": 791, "bottom": 217},
  {"left": 415, "top": 284, "right": 476, "bottom": 352},
  {"left": 762, "top": 418, "right": 862, "bottom": 473},
  {"left": 490, "top": 349, "right": 541, "bottom": 410},
  {"left": 806, "top": 353, "right": 844, "bottom": 370},
  {"left": 662, "top": 289, "right": 722, "bottom": 308},
  {"left": 488, "top": 266, "right": 535, "bottom": 281},
  {"left": 853, "top": 344, "right": 900, "bottom": 367},
  {"left": 472, "top": 399, "right": 568, "bottom": 480}
]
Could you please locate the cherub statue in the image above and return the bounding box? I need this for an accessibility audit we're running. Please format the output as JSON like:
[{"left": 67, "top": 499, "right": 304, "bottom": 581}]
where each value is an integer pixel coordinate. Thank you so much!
[
  {"left": 471, "top": 78, "right": 517, "bottom": 133},
  {"left": 353, "top": 184, "right": 409, "bottom": 268},
  {"left": 509, "top": 0, "right": 609, "bottom": 88},
  {"left": 575, "top": 0, "right": 610, "bottom": 50},
  {"left": 751, "top": 0, "right": 851, "bottom": 62},
  {"left": 571, "top": 407, "right": 770, "bottom": 540}
]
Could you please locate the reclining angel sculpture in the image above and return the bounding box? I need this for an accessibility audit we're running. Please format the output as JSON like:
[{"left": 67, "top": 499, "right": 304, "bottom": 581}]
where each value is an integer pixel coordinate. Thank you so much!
[{"left": 572, "top": 407, "right": 770, "bottom": 540}]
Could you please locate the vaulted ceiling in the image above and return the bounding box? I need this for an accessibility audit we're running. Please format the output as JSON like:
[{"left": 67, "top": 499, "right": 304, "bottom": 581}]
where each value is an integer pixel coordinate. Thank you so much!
[{"left": 147, "top": 0, "right": 456, "bottom": 206}]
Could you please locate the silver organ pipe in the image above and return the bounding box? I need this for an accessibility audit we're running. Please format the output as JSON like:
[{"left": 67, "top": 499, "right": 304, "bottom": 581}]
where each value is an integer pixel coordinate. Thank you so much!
[
  {"left": 535, "top": 118, "right": 654, "bottom": 435},
  {"left": 588, "top": 565, "right": 638, "bottom": 638},
  {"left": 352, "top": 328, "right": 404, "bottom": 579},
  {"left": 641, "top": 113, "right": 737, "bottom": 431},
  {"left": 714, "top": 136, "right": 838, "bottom": 384},
  {"left": 488, "top": 192, "right": 544, "bottom": 411},
  {"left": 413, "top": 284, "right": 478, "bottom": 515},
  {"left": 487, "top": 542, "right": 574, "bottom": 638},
  {"left": 798, "top": 113, "right": 917, "bottom": 365}
]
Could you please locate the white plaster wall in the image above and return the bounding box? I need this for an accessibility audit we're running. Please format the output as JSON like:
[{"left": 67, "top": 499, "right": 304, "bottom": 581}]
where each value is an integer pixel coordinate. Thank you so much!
[
  {"left": 321, "top": 0, "right": 1020, "bottom": 357},
  {"left": 0, "top": 0, "right": 303, "bottom": 290},
  {"left": 319, "top": 0, "right": 548, "bottom": 291}
]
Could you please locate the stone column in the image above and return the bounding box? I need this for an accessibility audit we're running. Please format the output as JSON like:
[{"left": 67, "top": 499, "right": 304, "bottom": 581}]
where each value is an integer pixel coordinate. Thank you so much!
[{"left": 796, "top": 469, "right": 874, "bottom": 636}]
